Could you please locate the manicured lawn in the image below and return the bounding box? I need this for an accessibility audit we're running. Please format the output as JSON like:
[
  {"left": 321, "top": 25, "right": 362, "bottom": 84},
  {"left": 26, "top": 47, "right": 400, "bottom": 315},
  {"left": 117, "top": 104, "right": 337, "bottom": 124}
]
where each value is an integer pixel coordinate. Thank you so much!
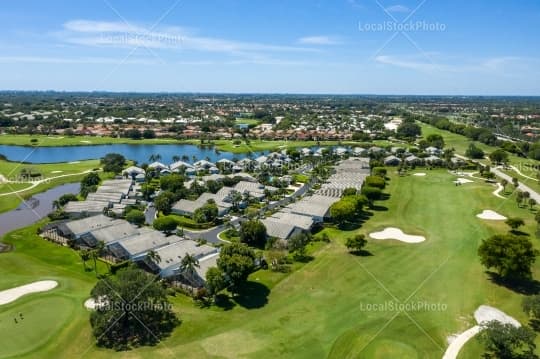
[
  {"left": 1, "top": 170, "right": 539, "bottom": 358},
  {"left": 0, "top": 159, "right": 103, "bottom": 214},
  {"left": 0, "top": 134, "right": 191, "bottom": 147},
  {"left": 235, "top": 118, "right": 261, "bottom": 126}
]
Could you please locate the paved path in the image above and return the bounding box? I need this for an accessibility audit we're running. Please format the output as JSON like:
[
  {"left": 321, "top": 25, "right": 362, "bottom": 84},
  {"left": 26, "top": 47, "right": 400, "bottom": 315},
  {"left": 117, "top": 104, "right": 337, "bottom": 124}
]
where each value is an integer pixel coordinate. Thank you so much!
[
  {"left": 510, "top": 165, "right": 538, "bottom": 182},
  {"left": 0, "top": 170, "right": 97, "bottom": 197},
  {"left": 453, "top": 153, "right": 540, "bottom": 203},
  {"left": 491, "top": 167, "right": 540, "bottom": 203}
]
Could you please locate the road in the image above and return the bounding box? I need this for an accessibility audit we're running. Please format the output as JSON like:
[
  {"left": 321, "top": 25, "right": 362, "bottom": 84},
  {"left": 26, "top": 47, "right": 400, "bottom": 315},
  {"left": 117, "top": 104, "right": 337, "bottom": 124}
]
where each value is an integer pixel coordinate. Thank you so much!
[
  {"left": 491, "top": 167, "right": 540, "bottom": 203},
  {"left": 183, "top": 180, "right": 316, "bottom": 244},
  {"left": 454, "top": 153, "right": 540, "bottom": 203}
]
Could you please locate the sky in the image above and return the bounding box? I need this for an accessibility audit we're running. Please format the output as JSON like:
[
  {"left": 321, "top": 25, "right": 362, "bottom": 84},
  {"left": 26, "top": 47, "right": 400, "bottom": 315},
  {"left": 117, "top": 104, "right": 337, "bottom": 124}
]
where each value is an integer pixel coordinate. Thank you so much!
[{"left": 0, "top": 0, "right": 539, "bottom": 95}]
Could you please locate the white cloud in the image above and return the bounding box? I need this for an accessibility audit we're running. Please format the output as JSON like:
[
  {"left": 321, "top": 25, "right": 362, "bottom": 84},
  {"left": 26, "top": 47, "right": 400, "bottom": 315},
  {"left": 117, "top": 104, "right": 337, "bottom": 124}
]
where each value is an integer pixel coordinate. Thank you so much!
[
  {"left": 297, "top": 36, "right": 341, "bottom": 45},
  {"left": 61, "top": 20, "right": 316, "bottom": 55},
  {"left": 375, "top": 54, "right": 531, "bottom": 74},
  {"left": 385, "top": 5, "right": 411, "bottom": 13},
  {"left": 0, "top": 55, "right": 157, "bottom": 65}
]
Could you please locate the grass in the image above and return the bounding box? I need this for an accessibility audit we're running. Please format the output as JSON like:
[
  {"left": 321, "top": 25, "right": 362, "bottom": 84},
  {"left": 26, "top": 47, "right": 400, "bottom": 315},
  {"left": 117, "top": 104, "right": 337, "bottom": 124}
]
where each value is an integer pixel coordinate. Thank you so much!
[
  {"left": 0, "top": 134, "right": 192, "bottom": 147},
  {"left": 0, "top": 159, "right": 102, "bottom": 214},
  {"left": 235, "top": 118, "right": 261, "bottom": 126},
  {"left": 1, "top": 169, "right": 539, "bottom": 358}
]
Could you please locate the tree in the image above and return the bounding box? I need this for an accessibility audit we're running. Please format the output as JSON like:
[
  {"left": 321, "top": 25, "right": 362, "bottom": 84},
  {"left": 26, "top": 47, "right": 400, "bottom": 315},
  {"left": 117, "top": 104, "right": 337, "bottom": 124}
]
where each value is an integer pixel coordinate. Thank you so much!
[
  {"left": 159, "top": 174, "right": 185, "bottom": 194},
  {"left": 154, "top": 191, "right": 176, "bottom": 215},
  {"left": 365, "top": 175, "right": 386, "bottom": 189},
  {"left": 90, "top": 240, "right": 106, "bottom": 277},
  {"left": 89, "top": 266, "right": 177, "bottom": 350},
  {"left": 193, "top": 201, "right": 219, "bottom": 224},
  {"left": 147, "top": 250, "right": 161, "bottom": 267},
  {"left": 465, "top": 143, "right": 485, "bottom": 159},
  {"left": 288, "top": 232, "right": 311, "bottom": 259},
  {"left": 478, "top": 321, "right": 538, "bottom": 359},
  {"left": 361, "top": 186, "right": 383, "bottom": 204},
  {"left": 342, "top": 187, "right": 358, "bottom": 196},
  {"left": 517, "top": 191, "right": 525, "bottom": 208},
  {"left": 239, "top": 219, "right": 267, "bottom": 247},
  {"left": 57, "top": 193, "right": 78, "bottom": 207},
  {"left": 506, "top": 217, "right": 525, "bottom": 232},
  {"left": 396, "top": 121, "right": 421, "bottom": 140},
  {"left": 180, "top": 253, "right": 200, "bottom": 285},
  {"left": 426, "top": 134, "right": 445, "bottom": 149},
  {"left": 100, "top": 153, "right": 126, "bottom": 174},
  {"left": 79, "top": 249, "right": 91, "bottom": 271},
  {"left": 523, "top": 295, "right": 540, "bottom": 329},
  {"left": 153, "top": 216, "right": 178, "bottom": 234},
  {"left": 513, "top": 177, "right": 520, "bottom": 188},
  {"left": 530, "top": 198, "right": 537, "bottom": 210},
  {"left": 330, "top": 198, "right": 357, "bottom": 225},
  {"left": 346, "top": 234, "right": 367, "bottom": 253},
  {"left": 126, "top": 209, "right": 146, "bottom": 226},
  {"left": 501, "top": 179, "right": 508, "bottom": 193},
  {"left": 478, "top": 234, "right": 538, "bottom": 279},
  {"left": 489, "top": 149, "right": 509, "bottom": 165},
  {"left": 142, "top": 129, "right": 156, "bottom": 139},
  {"left": 205, "top": 267, "right": 226, "bottom": 299},
  {"left": 217, "top": 242, "right": 256, "bottom": 292}
]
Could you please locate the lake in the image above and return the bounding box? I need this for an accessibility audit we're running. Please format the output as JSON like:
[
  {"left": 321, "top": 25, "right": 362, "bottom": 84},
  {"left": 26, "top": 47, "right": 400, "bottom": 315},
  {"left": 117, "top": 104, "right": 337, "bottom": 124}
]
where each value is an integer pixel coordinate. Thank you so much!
[
  {"left": 0, "top": 144, "right": 265, "bottom": 164},
  {"left": 0, "top": 183, "right": 80, "bottom": 237}
]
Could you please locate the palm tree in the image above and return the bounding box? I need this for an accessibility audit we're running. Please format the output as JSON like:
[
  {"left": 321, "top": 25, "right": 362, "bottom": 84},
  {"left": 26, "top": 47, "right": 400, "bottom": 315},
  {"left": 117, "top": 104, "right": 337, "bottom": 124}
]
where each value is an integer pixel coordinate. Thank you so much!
[
  {"left": 180, "top": 254, "right": 200, "bottom": 286},
  {"left": 181, "top": 154, "right": 189, "bottom": 162},
  {"left": 91, "top": 240, "right": 106, "bottom": 277},
  {"left": 148, "top": 154, "right": 157, "bottom": 163},
  {"left": 79, "top": 249, "right": 90, "bottom": 271},
  {"left": 192, "top": 155, "right": 197, "bottom": 163},
  {"left": 147, "top": 250, "right": 162, "bottom": 273},
  {"left": 501, "top": 179, "right": 508, "bottom": 193},
  {"left": 172, "top": 155, "right": 180, "bottom": 163},
  {"left": 52, "top": 199, "right": 61, "bottom": 211}
]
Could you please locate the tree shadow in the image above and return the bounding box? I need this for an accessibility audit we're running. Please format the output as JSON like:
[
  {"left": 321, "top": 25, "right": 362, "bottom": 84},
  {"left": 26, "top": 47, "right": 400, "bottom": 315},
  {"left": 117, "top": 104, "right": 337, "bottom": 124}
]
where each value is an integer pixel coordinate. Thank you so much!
[
  {"left": 233, "top": 281, "right": 270, "bottom": 309},
  {"left": 350, "top": 249, "right": 373, "bottom": 257},
  {"left": 487, "top": 271, "right": 540, "bottom": 295},
  {"left": 510, "top": 230, "right": 529, "bottom": 236},
  {"left": 371, "top": 205, "right": 388, "bottom": 212},
  {"left": 293, "top": 254, "right": 314, "bottom": 263},
  {"left": 213, "top": 293, "right": 236, "bottom": 311},
  {"left": 529, "top": 318, "right": 540, "bottom": 332}
]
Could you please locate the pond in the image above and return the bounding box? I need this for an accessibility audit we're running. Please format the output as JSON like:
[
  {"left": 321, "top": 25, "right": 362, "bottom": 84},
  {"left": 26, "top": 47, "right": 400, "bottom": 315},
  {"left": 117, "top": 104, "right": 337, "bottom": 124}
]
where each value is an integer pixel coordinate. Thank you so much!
[
  {"left": 0, "top": 144, "right": 265, "bottom": 164},
  {"left": 0, "top": 183, "right": 80, "bottom": 237}
]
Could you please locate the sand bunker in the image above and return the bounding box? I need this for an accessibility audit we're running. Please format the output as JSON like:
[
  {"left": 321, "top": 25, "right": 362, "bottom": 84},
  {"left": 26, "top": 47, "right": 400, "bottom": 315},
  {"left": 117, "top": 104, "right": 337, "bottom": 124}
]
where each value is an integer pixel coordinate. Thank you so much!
[
  {"left": 442, "top": 305, "right": 520, "bottom": 359},
  {"left": 51, "top": 170, "right": 63, "bottom": 174},
  {"left": 68, "top": 161, "right": 80, "bottom": 164},
  {"left": 413, "top": 173, "right": 426, "bottom": 177},
  {"left": 369, "top": 227, "right": 426, "bottom": 243},
  {"left": 84, "top": 297, "right": 106, "bottom": 310},
  {"left": 454, "top": 178, "right": 473, "bottom": 184},
  {"left": 0, "top": 280, "right": 58, "bottom": 305},
  {"left": 476, "top": 210, "right": 507, "bottom": 221},
  {"left": 80, "top": 140, "right": 92, "bottom": 143},
  {"left": 0, "top": 175, "right": 6, "bottom": 183}
]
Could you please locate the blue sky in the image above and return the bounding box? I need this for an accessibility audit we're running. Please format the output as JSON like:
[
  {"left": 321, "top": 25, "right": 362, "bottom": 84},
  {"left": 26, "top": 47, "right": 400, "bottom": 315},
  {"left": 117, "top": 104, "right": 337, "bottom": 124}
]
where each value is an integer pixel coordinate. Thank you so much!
[{"left": 1, "top": 0, "right": 539, "bottom": 95}]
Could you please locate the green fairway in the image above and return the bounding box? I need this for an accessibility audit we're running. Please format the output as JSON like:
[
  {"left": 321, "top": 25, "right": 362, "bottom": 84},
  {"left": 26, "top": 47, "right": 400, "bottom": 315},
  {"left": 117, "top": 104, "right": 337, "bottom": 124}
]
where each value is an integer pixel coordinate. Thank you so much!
[
  {"left": 1, "top": 170, "right": 539, "bottom": 358},
  {"left": 0, "top": 134, "right": 190, "bottom": 147},
  {"left": 0, "top": 159, "right": 101, "bottom": 213}
]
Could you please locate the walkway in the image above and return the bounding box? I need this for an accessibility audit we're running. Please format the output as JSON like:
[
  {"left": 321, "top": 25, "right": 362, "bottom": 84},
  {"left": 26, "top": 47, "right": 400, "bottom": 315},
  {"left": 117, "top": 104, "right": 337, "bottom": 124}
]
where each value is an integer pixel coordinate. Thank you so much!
[{"left": 0, "top": 170, "right": 97, "bottom": 197}]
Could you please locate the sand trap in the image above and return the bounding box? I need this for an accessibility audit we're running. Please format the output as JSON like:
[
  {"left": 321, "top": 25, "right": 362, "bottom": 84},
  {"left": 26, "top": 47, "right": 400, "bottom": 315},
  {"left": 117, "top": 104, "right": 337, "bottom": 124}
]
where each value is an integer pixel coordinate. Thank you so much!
[
  {"left": 80, "top": 140, "right": 92, "bottom": 143},
  {"left": 0, "top": 280, "right": 58, "bottom": 305},
  {"left": 413, "top": 173, "right": 426, "bottom": 177},
  {"left": 454, "top": 178, "right": 473, "bottom": 184},
  {"left": 442, "top": 305, "right": 520, "bottom": 359},
  {"left": 51, "top": 170, "right": 63, "bottom": 174},
  {"left": 84, "top": 296, "right": 107, "bottom": 310},
  {"left": 0, "top": 175, "right": 6, "bottom": 183},
  {"left": 68, "top": 161, "right": 80, "bottom": 164},
  {"left": 369, "top": 227, "right": 426, "bottom": 243},
  {"left": 476, "top": 210, "right": 507, "bottom": 221}
]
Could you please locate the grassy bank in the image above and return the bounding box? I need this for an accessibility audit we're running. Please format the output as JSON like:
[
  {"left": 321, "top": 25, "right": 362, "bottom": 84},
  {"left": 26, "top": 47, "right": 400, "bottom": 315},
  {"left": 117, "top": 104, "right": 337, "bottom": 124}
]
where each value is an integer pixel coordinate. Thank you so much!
[
  {"left": 0, "top": 159, "right": 102, "bottom": 213},
  {"left": 1, "top": 169, "right": 538, "bottom": 358}
]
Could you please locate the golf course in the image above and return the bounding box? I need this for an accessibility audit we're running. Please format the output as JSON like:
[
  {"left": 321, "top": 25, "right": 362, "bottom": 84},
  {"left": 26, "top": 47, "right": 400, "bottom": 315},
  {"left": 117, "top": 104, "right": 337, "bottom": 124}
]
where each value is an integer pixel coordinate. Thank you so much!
[{"left": 1, "top": 167, "right": 538, "bottom": 358}]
